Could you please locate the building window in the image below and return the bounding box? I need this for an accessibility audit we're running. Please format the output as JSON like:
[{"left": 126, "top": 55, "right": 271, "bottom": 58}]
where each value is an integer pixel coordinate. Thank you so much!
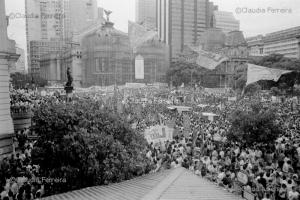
[
  {"left": 259, "top": 48, "right": 264, "bottom": 54},
  {"left": 95, "top": 58, "right": 109, "bottom": 72}
]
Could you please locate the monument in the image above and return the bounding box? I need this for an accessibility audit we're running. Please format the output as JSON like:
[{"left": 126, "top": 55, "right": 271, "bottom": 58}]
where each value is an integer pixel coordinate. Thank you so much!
[
  {"left": 0, "top": 0, "right": 20, "bottom": 159},
  {"left": 64, "top": 67, "right": 74, "bottom": 101}
]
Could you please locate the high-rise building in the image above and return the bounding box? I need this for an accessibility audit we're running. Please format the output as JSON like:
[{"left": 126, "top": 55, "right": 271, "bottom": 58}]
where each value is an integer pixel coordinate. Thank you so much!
[
  {"left": 25, "top": 0, "right": 65, "bottom": 42},
  {"left": 135, "top": 0, "right": 157, "bottom": 30},
  {"left": 25, "top": 0, "right": 65, "bottom": 75},
  {"left": 212, "top": 11, "right": 240, "bottom": 34},
  {"left": 25, "top": 0, "right": 99, "bottom": 76},
  {"left": 64, "top": 0, "right": 99, "bottom": 39},
  {"left": 157, "top": 0, "right": 216, "bottom": 60}
]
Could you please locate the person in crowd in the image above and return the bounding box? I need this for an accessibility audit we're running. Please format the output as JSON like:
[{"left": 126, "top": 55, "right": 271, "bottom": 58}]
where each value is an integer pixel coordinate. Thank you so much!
[{"left": 2, "top": 86, "right": 300, "bottom": 200}]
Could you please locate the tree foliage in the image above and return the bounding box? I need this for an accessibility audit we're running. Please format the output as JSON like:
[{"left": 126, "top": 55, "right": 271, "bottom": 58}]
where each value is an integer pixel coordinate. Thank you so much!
[
  {"left": 227, "top": 102, "right": 282, "bottom": 146},
  {"left": 249, "top": 54, "right": 300, "bottom": 91},
  {"left": 31, "top": 99, "right": 151, "bottom": 195},
  {"left": 270, "top": 87, "right": 281, "bottom": 96},
  {"left": 166, "top": 60, "right": 209, "bottom": 87},
  {"left": 245, "top": 83, "right": 261, "bottom": 96},
  {"left": 10, "top": 72, "right": 48, "bottom": 89},
  {"left": 230, "top": 54, "right": 300, "bottom": 92},
  {"left": 249, "top": 54, "right": 300, "bottom": 71}
]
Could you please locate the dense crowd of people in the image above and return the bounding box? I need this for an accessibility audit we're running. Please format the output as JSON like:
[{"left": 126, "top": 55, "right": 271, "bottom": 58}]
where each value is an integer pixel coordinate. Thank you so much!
[
  {"left": 143, "top": 92, "right": 300, "bottom": 200},
  {"left": 1, "top": 87, "right": 300, "bottom": 200},
  {"left": 0, "top": 135, "right": 44, "bottom": 200}
]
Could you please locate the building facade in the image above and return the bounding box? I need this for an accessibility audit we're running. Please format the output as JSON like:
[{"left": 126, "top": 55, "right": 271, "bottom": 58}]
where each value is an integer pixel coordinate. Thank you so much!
[
  {"left": 39, "top": 19, "right": 105, "bottom": 87},
  {"left": 25, "top": 0, "right": 100, "bottom": 76},
  {"left": 246, "top": 26, "right": 300, "bottom": 59},
  {"left": 0, "top": 0, "right": 20, "bottom": 158},
  {"left": 39, "top": 53, "right": 61, "bottom": 84},
  {"left": 9, "top": 47, "right": 26, "bottom": 74},
  {"left": 134, "top": 38, "right": 169, "bottom": 83},
  {"left": 246, "top": 35, "right": 265, "bottom": 57},
  {"left": 81, "top": 21, "right": 133, "bottom": 86},
  {"left": 63, "top": 0, "right": 99, "bottom": 39},
  {"left": 212, "top": 11, "right": 239, "bottom": 34},
  {"left": 40, "top": 15, "right": 170, "bottom": 87},
  {"left": 29, "top": 39, "right": 66, "bottom": 76},
  {"left": 25, "top": 0, "right": 65, "bottom": 75},
  {"left": 263, "top": 26, "right": 300, "bottom": 59},
  {"left": 40, "top": 46, "right": 83, "bottom": 86},
  {"left": 198, "top": 28, "right": 225, "bottom": 52},
  {"left": 135, "top": 0, "right": 157, "bottom": 30},
  {"left": 157, "top": 0, "right": 216, "bottom": 60},
  {"left": 219, "top": 31, "right": 249, "bottom": 87}
]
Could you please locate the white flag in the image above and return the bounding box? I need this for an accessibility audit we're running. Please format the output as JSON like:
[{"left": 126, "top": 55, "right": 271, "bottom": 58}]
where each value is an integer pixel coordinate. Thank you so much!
[{"left": 246, "top": 63, "right": 292, "bottom": 86}]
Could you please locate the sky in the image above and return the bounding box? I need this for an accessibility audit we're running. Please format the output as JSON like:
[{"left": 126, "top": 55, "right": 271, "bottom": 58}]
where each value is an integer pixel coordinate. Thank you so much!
[{"left": 4, "top": 0, "right": 300, "bottom": 68}]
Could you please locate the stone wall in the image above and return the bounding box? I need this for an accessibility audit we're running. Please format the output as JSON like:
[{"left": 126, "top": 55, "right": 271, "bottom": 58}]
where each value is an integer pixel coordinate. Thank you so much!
[{"left": 0, "top": 0, "right": 18, "bottom": 159}]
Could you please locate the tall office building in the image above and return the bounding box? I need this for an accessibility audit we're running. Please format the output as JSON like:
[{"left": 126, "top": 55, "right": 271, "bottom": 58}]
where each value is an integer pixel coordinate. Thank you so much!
[
  {"left": 25, "top": 0, "right": 65, "bottom": 42},
  {"left": 64, "top": 0, "right": 99, "bottom": 39},
  {"left": 213, "top": 11, "right": 240, "bottom": 34},
  {"left": 135, "top": 0, "right": 157, "bottom": 30},
  {"left": 25, "top": 0, "right": 99, "bottom": 75},
  {"left": 25, "top": 0, "right": 65, "bottom": 75},
  {"left": 157, "top": 0, "right": 216, "bottom": 60}
]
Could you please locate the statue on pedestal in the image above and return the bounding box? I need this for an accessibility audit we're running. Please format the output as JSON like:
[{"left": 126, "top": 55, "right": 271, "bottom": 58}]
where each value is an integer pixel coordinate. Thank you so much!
[
  {"left": 66, "top": 67, "right": 73, "bottom": 87},
  {"left": 104, "top": 10, "right": 112, "bottom": 22},
  {"left": 65, "top": 67, "right": 73, "bottom": 95}
]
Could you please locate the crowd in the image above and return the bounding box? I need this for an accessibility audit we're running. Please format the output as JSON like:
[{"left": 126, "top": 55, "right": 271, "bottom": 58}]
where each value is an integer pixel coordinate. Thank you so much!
[
  {"left": 144, "top": 92, "right": 300, "bottom": 200},
  {"left": 1, "top": 87, "right": 300, "bottom": 200},
  {"left": 0, "top": 135, "right": 44, "bottom": 200}
]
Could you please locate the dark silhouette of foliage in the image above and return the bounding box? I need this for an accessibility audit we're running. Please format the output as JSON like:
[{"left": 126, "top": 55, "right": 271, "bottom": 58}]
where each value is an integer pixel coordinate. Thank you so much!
[
  {"left": 166, "top": 60, "right": 209, "bottom": 87},
  {"left": 31, "top": 99, "right": 151, "bottom": 196},
  {"left": 10, "top": 72, "right": 48, "bottom": 89},
  {"left": 227, "top": 102, "right": 282, "bottom": 146}
]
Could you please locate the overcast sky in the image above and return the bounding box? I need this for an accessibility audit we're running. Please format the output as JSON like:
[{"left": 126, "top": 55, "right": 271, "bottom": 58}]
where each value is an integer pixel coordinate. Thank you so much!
[{"left": 4, "top": 0, "right": 300, "bottom": 64}]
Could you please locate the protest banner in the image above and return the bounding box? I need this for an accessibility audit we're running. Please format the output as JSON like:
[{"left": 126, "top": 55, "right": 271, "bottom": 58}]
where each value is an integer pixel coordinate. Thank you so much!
[
  {"left": 166, "top": 119, "right": 175, "bottom": 128},
  {"left": 228, "top": 96, "right": 237, "bottom": 101},
  {"left": 183, "top": 114, "right": 191, "bottom": 137},
  {"left": 237, "top": 171, "right": 248, "bottom": 185},
  {"left": 213, "top": 133, "right": 222, "bottom": 142},
  {"left": 144, "top": 125, "right": 174, "bottom": 146}
]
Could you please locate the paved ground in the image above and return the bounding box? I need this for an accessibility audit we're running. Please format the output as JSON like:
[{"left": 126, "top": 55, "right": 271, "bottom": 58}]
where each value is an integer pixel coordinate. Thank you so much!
[{"left": 42, "top": 168, "right": 244, "bottom": 200}]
